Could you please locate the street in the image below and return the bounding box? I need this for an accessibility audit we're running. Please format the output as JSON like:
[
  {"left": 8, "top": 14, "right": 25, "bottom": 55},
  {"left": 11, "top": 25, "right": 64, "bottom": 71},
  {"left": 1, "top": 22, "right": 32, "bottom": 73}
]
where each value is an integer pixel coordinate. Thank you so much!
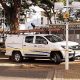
[
  {"left": 0, "top": 66, "right": 50, "bottom": 80},
  {"left": 0, "top": 58, "right": 57, "bottom": 80},
  {"left": 0, "top": 58, "right": 80, "bottom": 80}
]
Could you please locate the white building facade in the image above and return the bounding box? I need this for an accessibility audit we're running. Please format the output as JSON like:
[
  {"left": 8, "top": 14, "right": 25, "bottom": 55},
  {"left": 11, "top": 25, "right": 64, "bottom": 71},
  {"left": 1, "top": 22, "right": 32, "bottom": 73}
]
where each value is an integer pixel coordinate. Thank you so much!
[{"left": 19, "top": 6, "right": 55, "bottom": 30}]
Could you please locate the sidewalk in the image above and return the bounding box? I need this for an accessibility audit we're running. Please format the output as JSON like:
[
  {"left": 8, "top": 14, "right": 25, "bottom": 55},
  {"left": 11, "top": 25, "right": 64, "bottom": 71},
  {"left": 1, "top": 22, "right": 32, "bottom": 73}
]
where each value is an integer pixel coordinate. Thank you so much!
[{"left": 54, "top": 61, "right": 80, "bottom": 80}]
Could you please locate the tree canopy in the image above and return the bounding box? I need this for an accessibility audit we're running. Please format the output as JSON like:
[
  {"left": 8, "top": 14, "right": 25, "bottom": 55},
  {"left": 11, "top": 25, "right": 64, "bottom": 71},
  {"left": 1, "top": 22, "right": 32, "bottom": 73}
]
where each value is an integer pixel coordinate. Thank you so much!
[
  {"left": 31, "top": 0, "right": 58, "bottom": 24},
  {"left": 0, "top": 0, "right": 22, "bottom": 31}
]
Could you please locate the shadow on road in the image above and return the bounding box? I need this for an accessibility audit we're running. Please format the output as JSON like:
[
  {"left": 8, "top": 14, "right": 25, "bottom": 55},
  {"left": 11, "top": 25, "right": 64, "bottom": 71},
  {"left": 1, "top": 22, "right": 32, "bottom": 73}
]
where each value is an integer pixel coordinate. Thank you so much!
[
  {"left": 0, "top": 57, "right": 58, "bottom": 65},
  {"left": 23, "top": 59, "right": 58, "bottom": 65}
]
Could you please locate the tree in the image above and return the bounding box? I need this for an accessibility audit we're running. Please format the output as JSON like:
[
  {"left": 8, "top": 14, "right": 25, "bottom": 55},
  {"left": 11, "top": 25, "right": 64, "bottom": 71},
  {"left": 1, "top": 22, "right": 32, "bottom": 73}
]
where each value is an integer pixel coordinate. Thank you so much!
[
  {"left": 59, "top": 0, "right": 66, "bottom": 5},
  {"left": 0, "top": 0, "right": 20, "bottom": 31},
  {"left": 0, "top": 0, "right": 31, "bottom": 32},
  {"left": 30, "top": 0, "right": 58, "bottom": 24}
]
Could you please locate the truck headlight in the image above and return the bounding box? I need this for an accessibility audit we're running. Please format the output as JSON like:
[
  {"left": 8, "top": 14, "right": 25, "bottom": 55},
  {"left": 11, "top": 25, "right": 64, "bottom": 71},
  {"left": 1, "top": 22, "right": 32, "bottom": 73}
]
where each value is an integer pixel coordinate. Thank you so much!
[{"left": 69, "top": 45, "right": 80, "bottom": 50}]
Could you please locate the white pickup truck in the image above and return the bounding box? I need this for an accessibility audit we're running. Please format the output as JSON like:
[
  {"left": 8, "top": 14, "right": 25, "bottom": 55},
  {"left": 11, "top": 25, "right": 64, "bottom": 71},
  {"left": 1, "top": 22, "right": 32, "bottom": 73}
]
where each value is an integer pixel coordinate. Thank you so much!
[{"left": 5, "top": 34, "right": 80, "bottom": 64}]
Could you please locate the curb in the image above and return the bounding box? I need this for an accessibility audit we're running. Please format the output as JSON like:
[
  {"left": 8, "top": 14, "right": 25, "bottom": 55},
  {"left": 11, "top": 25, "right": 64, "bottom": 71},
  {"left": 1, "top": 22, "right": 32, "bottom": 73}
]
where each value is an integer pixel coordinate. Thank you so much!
[
  {"left": 0, "top": 63, "right": 36, "bottom": 68},
  {"left": 0, "top": 61, "right": 80, "bottom": 67}
]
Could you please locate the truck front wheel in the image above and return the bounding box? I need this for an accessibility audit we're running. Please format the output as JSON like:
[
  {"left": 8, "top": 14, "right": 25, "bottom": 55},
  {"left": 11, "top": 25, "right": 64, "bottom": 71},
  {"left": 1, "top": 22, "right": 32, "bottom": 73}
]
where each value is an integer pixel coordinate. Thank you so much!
[
  {"left": 12, "top": 52, "right": 23, "bottom": 62},
  {"left": 50, "top": 53, "right": 61, "bottom": 64}
]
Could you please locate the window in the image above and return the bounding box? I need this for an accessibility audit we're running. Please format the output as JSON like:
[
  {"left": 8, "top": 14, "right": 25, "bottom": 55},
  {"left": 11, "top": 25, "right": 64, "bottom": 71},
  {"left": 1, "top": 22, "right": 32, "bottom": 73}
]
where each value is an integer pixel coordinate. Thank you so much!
[
  {"left": 25, "top": 36, "right": 33, "bottom": 43},
  {"left": 45, "top": 35, "right": 63, "bottom": 42},
  {"left": 76, "top": 34, "right": 79, "bottom": 39},
  {"left": 41, "top": 17, "right": 43, "bottom": 24},
  {"left": 35, "top": 36, "right": 48, "bottom": 44}
]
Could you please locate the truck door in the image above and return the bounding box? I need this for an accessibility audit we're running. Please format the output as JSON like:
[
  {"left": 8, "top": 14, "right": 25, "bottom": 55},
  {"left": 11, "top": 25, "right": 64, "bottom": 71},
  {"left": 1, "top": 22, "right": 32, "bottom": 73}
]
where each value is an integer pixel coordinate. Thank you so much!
[
  {"left": 33, "top": 36, "right": 50, "bottom": 57},
  {"left": 23, "top": 36, "right": 34, "bottom": 54}
]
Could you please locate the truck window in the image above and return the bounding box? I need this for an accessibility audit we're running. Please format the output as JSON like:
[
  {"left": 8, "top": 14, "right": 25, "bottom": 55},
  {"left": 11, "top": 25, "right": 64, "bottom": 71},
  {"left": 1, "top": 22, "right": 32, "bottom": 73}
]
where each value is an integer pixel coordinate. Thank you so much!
[
  {"left": 45, "top": 35, "right": 63, "bottom": 42},
  {"left": 35, "top": 36, "right": 48, "bottom": 44},
  {"left": 25, "top": 36, "right": 34, "bottom": 43}
]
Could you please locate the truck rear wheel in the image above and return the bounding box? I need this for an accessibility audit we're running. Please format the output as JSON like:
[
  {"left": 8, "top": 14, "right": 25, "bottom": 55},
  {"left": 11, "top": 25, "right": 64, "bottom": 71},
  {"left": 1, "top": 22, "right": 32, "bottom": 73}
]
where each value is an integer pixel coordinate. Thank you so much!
[
  {"left": 12, "top": 52, "right": 23, "bottom": 62},
  {"left": 50, "top": 53, "right": 61, "bottom": 64}
]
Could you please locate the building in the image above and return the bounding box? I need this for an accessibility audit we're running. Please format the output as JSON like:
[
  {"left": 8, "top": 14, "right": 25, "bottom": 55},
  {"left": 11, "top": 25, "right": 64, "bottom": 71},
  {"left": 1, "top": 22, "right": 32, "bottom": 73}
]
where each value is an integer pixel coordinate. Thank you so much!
[{"left": 19, "top": 6, "right": 55, "bottom": 30}]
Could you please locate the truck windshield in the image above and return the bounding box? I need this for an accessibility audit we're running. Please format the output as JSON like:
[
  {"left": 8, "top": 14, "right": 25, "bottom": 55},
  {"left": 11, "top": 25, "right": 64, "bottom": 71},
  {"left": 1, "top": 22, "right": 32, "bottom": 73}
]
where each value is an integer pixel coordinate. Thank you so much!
[{"left": 45, "top": 35, "right": 63, "bottom": 42}]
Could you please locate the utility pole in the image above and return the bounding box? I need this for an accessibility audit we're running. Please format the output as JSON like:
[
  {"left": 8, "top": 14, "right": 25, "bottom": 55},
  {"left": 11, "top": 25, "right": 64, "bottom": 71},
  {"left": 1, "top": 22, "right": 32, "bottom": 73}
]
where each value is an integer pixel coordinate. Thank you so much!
[{"left": 65, "top": 0, "right": 69, "bottom": 70}]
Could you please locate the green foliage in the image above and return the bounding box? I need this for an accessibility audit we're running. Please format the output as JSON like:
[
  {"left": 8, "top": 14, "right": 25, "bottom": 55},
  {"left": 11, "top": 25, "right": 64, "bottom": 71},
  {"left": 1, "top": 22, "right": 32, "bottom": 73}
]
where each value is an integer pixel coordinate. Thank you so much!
[
  {"left": 31, "top": 0, "right": 39, "bottom": 4},
  {"left": 21, "top": 2, "right": 29, "bottom": 9},
  {"left": 57, "top": 12, "right": 64, "bottom": 21},
  {"left": 59, "top": 0, "right": 66, "bottom": 5},
  {"left": 75, "top": 0, "right": 80, "bottom": 1}
]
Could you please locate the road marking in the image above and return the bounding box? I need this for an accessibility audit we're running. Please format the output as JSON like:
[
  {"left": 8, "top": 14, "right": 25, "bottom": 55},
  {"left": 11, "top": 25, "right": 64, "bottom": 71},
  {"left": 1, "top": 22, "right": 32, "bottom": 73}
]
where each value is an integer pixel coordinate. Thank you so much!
[
  {"left": 0, "top": 76, "right": 45, "bottom": 80},
  {"left": 0, "top": 63, "right": 35, "bottom": 68}
]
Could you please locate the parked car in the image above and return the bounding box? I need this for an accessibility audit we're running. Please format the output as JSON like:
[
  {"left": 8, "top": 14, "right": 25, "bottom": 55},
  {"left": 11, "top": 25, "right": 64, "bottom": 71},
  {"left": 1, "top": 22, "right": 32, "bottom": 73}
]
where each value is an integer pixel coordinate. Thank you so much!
[
  {"left": 5, "top": 34, "right": 80, "bottom": 64},
  {"left": 75, "top": 50, "right": 80, "bottom": 60}
]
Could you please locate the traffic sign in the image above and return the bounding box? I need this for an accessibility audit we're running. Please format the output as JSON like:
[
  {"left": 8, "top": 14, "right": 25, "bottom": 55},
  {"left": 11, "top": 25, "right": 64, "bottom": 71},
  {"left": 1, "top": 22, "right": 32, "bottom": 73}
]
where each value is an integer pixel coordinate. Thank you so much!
[{"left": 63, "top": 11, "right": 69, "bottom": 19}]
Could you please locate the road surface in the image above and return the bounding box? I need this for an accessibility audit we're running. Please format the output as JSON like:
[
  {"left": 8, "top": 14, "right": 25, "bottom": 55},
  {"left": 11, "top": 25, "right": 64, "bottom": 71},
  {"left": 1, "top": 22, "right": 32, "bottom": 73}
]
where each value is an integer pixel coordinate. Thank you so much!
[
  {"left": 0, "top": 58, "right": 79, "bottom": 80},
  {"left": 0, "top": 58, "right": 57, "bottom": 80}
]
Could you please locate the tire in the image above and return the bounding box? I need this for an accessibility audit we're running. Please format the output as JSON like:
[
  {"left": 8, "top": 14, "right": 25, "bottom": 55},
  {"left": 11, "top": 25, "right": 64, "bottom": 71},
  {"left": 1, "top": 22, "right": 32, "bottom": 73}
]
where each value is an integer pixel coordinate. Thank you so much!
[
  {"left": 12, "top": 52, "right": 23, "bottom": 62},
  {"left": 69, "top": 57, "right": 75, "bottom": 61},
  {"left": 50, "top": 53, "right": 61, "bottom": 64},
  {"left": 9, "top": 56, "right": 12, "bottom": 60}
]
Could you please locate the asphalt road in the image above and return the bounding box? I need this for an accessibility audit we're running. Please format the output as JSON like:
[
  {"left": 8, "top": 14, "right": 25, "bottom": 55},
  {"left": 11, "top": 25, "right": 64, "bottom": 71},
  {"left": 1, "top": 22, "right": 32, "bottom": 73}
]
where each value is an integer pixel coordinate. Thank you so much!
[
  {"left": 0, "top": 58, "right": 80, "bottom": 80},
  {"left": 0, "top": 58, "right": 57, "bottom": 80}
]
